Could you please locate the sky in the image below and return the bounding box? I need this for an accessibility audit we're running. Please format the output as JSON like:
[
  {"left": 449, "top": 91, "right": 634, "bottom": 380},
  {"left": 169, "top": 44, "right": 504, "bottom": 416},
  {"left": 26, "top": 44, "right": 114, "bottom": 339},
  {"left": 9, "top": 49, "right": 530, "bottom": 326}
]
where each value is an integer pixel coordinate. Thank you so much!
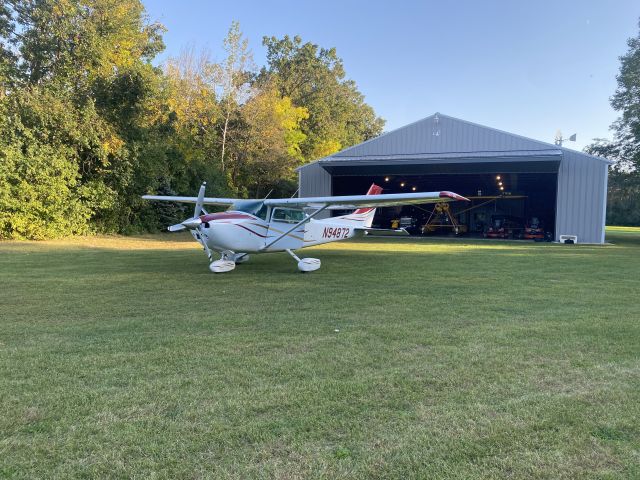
[{"left": 142, "top": 0, "right": 640, "bottom": 151}]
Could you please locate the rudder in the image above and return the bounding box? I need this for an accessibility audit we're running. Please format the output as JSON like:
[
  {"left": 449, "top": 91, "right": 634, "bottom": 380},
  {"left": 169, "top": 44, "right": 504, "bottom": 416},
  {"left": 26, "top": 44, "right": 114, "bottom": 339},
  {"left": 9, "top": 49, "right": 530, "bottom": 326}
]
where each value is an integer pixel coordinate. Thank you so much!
[{"left": 336, "top": 183, "right": 382, "bottom": 227}]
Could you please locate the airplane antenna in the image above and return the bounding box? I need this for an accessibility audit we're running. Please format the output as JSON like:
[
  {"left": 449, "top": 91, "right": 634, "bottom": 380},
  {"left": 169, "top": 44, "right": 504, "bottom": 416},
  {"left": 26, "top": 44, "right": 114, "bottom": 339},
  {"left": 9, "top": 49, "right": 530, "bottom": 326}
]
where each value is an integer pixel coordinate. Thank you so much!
[
  {"left": 263, "top": 189, "right": 274, "bottom": 200},
  {"left": 290, "top": 188, "right": 299, "bottom": 198}
]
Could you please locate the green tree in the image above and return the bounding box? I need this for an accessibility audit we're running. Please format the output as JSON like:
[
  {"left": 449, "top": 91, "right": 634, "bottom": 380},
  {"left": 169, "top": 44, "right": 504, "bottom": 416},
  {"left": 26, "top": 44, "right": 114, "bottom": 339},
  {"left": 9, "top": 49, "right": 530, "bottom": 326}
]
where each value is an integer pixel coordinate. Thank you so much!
[
  {"left": 0, "top": 89, "right": 91, "bottom": 239},
  {"left": 230, "top": 83, "right": 308, "bottom": 196},
  {"left": 586, "top": 19, "right": 640, "bottom": 225},
  {"left": 608, "top": 19, "right": 640, "bottom": 172},
  {"left": 260, "top": 35, "right": 384, "bottom": 160},
  {"left": 162, "top": 47, "right": 227, "bottom": 196},
  {"left": 214, "top": 21, "right": 255, "bottom": 177},
  {"left": 9, "top": 0, "right": 164, "bottom": 88},
  {"left": 2, "top": 0, "right": 169, "bottom": 236},
  {"left": 162, "top": 37, "right": 309, "bottom": 199},
  {"left": 0, "top": 2, "right": 15, "bottom": 96},
  {"left": 605, "top": 170, "right": 640, "bottom": 226}
]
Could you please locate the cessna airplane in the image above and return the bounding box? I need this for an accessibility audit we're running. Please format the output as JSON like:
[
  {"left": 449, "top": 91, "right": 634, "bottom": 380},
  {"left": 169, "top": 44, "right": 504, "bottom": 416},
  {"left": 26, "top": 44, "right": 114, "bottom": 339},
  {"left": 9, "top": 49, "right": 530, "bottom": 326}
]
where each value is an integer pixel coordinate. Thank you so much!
[{"left": 142, "top": 183, "right": 468, "bottom": 273}]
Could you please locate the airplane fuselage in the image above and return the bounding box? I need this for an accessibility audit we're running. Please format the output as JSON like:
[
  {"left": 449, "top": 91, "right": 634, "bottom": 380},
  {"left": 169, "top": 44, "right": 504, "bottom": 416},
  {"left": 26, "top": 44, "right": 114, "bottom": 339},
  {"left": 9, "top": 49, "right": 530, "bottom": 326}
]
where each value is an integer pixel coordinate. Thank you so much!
[
  {"left": 196, "top": 210, "right": 362, "bottom": 254},
  {"left": 142, "top": 182, "right": 466, "bottom": 272}
]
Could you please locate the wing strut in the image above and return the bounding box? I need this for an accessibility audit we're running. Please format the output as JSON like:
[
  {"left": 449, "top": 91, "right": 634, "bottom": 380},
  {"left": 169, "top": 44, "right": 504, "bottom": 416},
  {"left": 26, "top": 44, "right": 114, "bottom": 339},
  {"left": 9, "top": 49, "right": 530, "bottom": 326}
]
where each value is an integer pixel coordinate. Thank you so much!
[{"left": 260, "top": 205, "right": 328, "bottom": 251}]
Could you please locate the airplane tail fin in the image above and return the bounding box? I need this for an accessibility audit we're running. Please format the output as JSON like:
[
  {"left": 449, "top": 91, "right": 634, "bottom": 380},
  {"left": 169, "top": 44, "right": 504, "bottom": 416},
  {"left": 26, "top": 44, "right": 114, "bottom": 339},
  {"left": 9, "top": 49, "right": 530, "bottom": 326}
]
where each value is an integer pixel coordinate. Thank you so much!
[{"left": 335, "top": 183, "right": 382, "bottom": 227}]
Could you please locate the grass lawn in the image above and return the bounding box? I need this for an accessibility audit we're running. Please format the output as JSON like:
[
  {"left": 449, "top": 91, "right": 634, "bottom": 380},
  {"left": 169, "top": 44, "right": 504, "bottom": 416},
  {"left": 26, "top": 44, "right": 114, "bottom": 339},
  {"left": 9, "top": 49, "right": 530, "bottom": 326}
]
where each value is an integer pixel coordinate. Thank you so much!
[{"left": 1, "top": 230, "right": 639, "bottom": 479}]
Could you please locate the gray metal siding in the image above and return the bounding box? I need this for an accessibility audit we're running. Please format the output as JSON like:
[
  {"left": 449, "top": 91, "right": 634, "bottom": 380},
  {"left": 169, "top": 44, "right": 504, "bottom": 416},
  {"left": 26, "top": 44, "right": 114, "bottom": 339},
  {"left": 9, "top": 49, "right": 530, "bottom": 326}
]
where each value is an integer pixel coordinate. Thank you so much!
[
  {"left": 298, "top": 162, "right": 332, "bottom": 218},
  {"left": 299, "top": 162, "right": 332, "bottom": 197},
  {"left": 555, "top": 150, "right": 608, "bottom": 244}
]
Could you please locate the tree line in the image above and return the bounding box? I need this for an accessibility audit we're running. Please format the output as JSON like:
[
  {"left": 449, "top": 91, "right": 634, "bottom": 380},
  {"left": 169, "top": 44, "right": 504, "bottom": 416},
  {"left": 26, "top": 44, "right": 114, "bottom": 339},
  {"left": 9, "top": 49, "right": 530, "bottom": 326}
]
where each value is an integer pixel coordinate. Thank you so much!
[
  {"left": 0, "top": 1, "right": 384, "bottom": 239},
  {"left": 1, "top": 3, "right": 639, "bottom": 240}
]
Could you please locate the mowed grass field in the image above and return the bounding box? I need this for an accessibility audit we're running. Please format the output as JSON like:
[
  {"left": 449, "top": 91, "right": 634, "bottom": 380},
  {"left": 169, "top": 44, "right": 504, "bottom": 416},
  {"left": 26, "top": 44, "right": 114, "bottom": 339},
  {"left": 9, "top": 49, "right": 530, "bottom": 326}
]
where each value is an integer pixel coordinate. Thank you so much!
[{"left": 1, "top": 229, "right": 639, "bottom": 479}]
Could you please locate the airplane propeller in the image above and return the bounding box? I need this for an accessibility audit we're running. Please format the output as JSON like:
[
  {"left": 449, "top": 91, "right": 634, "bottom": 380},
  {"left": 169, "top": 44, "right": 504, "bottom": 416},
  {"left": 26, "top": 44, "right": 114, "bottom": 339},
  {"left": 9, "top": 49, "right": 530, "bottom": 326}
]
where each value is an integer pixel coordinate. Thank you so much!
[
  {"left": 167, "top": 182, "right": 207, "bottom": 232},
  {"left": 194, "top": 181, "right": 206, "bottom": 217}
]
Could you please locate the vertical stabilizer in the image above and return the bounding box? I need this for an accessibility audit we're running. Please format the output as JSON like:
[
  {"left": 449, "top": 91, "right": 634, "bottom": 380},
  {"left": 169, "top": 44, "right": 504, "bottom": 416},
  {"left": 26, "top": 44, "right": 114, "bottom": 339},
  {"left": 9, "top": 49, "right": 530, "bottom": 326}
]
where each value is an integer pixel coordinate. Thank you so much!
[{"left": 333, "top": 183, "right": 382, "bottom": 227}]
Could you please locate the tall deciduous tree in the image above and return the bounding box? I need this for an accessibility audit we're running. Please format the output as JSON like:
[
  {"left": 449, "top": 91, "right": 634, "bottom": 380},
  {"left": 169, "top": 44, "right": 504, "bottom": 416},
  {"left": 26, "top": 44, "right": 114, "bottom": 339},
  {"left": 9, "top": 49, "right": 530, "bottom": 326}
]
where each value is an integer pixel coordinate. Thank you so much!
[
  {"left": 586, "top": 18, "right": 640, "bottom": 225},
  {"left": 163, "top": 47, "right": 226, "bottom": 193},
  {"left": 0, "top": 2, "right": 15, "bottom": 97},
  {"left": 587, "top": 19, "right": 640, "bottom": 171},
  {"left": 608, "top": 19, "right": 640, "bottom": 172},
  {"left": 214, "top": 21, "right": 254, "bottom": 175},
  {"left": 260, "top": 35, "right": 384, "bottom": 160},
  {"left": 230, "top": 83, "right": 308, "bottom": 196},
  {"left": 0, "top": 88, "right": 91, "bottom": 239},
  {"left": 1, "top": 0, "right": 167, "bottom": 236}
]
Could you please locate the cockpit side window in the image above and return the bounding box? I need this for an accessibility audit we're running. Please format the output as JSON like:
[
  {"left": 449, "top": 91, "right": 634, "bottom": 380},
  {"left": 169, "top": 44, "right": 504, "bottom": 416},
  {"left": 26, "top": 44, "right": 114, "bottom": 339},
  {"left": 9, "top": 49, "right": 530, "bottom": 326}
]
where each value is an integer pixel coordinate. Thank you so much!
[{"left": 271, "top": 208, "right": 305, "bottom": 224}]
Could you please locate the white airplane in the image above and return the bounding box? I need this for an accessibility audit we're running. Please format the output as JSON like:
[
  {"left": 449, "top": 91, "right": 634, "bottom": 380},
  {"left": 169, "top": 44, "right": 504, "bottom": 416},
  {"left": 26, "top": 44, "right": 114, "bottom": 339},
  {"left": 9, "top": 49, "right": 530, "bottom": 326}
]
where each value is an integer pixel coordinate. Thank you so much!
[{"left": 142, "top": 183, "right": 468, "bottom": 272}]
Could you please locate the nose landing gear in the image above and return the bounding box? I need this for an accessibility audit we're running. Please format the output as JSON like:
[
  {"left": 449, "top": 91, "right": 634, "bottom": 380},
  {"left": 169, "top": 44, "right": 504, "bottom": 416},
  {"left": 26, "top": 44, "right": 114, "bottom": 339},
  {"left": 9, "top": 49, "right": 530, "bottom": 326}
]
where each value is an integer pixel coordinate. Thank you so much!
[
  {"left": 209, "top": 251, "right": 250, "bottom": 273},
  {"left": 209, "top": 250, "right": 236, "bottom": 273}
]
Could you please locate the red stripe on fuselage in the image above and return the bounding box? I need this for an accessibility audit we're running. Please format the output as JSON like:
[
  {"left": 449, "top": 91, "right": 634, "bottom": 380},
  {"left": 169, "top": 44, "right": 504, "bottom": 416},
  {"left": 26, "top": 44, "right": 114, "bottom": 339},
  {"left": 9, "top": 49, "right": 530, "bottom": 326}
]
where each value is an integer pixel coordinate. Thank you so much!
[
  {"left": 233, "top": 223, "right": 268, "bottom": 238},
  {"left": 200, "top": 211, "right": 255, "bottom": 222}
]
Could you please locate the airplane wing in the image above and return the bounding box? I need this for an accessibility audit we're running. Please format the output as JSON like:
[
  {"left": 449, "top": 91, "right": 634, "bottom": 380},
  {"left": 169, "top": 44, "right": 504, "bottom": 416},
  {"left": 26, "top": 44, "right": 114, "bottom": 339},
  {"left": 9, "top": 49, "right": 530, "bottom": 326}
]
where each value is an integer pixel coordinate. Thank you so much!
[
  {"left": 141, "top": 195, "right": 237, "bottom": 206},
  {"left": 142, "top": 191, "right": 469, "bottom": 209},
  {"left": 264, "top": 191, "right": 468, "bottom": 209}
]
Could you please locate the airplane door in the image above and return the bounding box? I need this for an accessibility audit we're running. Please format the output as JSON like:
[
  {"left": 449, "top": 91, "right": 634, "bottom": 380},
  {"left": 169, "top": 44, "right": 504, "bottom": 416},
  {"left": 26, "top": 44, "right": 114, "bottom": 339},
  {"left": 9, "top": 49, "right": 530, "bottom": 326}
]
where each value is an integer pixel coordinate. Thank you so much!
[{"left": 266, "top": 208, "right": 306, "bottom": 251}]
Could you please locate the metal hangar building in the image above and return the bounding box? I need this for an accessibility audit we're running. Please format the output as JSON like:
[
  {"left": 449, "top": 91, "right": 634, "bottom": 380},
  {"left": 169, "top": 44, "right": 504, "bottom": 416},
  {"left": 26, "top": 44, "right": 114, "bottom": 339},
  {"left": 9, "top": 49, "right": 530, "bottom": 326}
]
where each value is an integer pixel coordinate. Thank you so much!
[{"left": 298, "top": 113, "right": 612, "bottom": 243}]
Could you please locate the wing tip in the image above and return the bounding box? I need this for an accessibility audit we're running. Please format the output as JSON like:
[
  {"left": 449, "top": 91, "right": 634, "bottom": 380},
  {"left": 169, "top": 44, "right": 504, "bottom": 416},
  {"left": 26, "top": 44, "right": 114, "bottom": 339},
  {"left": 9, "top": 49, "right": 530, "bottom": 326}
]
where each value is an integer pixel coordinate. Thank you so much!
[{"left": 439, "top": 191, "right": 470, "bottom": 202}]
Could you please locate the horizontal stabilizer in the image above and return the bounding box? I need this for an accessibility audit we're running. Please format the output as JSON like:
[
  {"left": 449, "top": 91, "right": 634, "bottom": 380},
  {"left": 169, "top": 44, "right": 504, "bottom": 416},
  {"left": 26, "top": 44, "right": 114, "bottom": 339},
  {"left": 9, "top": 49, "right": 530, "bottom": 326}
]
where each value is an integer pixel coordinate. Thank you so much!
[{"left": 355, "top": 227, "right": 410, "bottom": 237}]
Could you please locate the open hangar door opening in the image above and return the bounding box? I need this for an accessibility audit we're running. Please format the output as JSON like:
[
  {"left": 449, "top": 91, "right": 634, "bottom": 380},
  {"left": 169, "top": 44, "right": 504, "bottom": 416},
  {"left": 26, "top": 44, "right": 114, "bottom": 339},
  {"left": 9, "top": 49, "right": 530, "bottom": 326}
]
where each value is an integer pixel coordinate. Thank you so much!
[{"left": 331, "top": 165, "right": 559, "bottom": 240}]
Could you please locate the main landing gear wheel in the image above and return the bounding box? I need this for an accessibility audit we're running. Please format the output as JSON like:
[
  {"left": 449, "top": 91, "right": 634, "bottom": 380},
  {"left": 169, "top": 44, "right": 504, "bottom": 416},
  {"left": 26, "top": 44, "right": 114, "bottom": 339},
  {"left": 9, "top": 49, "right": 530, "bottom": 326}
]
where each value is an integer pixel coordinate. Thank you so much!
[
  {"left": 297, "top": 258, "right": 321, "bottom": 272},
  {"left": 286, "top": 249, "right": 321, "bottom": 273}
]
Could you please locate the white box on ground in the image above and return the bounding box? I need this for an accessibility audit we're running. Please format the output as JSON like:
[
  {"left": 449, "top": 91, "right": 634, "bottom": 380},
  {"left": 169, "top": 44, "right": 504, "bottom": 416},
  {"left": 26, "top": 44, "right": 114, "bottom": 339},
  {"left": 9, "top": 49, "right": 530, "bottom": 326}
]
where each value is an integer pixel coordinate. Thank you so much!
[{"left": 559, "top": 235, "right": 578, "bottom": 244}]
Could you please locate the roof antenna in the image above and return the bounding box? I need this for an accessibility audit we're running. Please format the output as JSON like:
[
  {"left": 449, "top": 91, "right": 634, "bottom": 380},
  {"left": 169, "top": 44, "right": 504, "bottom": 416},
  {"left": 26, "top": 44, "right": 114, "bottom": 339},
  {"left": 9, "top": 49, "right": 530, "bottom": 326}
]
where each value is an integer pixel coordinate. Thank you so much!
[
  {"left": 432, "top": 114, "right": 441, "bottom": 137},
  {"left": 555, "top": 130, "right": 576, "bottom": 146}
]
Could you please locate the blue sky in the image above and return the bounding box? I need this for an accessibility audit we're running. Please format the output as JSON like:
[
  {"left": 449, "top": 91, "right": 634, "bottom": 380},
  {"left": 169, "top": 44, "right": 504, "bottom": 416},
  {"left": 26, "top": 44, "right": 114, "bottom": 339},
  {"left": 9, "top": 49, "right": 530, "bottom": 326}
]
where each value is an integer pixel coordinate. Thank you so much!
[{"left": 143, "top": 0, "right": 640, "bottom": 151}]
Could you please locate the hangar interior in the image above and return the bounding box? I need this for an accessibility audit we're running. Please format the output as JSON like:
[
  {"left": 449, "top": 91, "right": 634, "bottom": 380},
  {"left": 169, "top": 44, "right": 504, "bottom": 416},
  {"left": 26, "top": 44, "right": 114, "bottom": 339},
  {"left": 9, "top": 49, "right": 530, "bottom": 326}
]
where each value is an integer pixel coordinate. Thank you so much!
[{"left": 332, "top": 170, "right": 558, "bottom": 238}]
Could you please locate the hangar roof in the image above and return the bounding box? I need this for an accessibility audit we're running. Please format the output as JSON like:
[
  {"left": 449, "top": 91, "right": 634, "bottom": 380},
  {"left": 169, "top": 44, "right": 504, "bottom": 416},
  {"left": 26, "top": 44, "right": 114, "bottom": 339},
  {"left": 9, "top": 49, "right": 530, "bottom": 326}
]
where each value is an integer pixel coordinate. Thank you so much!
[{"left": 300, "top": 113, "right": 612, "bottom": 172}]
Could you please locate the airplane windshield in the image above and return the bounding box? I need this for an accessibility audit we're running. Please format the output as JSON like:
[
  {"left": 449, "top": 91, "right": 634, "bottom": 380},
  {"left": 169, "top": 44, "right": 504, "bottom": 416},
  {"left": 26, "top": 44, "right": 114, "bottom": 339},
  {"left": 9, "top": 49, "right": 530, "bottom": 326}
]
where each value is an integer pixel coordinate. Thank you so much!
[
  {"left": 232, "top": 200, "right": 266, "bottom": 219},
  {"left": 254, "top": 203, "right": 268, "bottom": 220}
]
